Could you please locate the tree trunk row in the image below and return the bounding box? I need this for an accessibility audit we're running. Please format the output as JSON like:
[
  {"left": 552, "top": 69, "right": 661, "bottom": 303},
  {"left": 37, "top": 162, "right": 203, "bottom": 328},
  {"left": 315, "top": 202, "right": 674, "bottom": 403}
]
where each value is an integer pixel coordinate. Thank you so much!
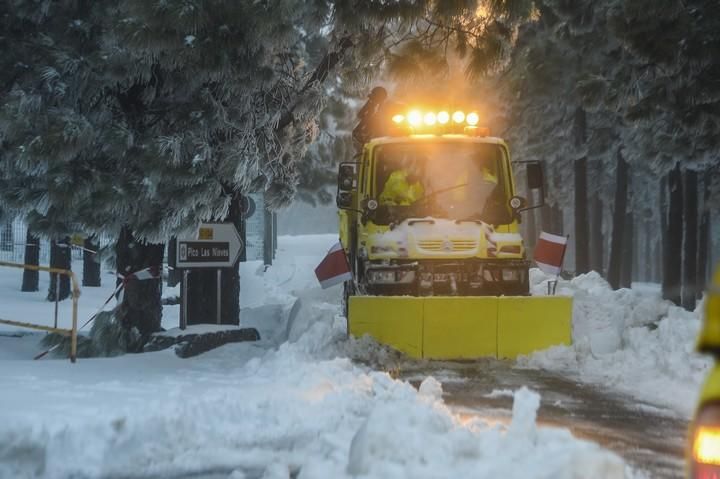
[
  {"left": 47, "top": 238, "right": 72, "bottom": 302},
  {"left": 663, "top": 163, "right": 684, "bottom": 306},
  {"left": 20, "top": 231, "right": 102, "bottom": 293},
  {"left": 682, "top": 170, "right": 699, "bottom": 309},
  {"left": 83, "top": 237, "right": 101, "bottom": 287},
  {"left": 697, "top": 179, "right": 711, "bottom": 298},
  {"left": 607, "top": 149, "right": 629, "bottom": 290},
  {"left": 21, "top": 230, "right": 39, "bottom": 292},
  {"left": 574, "top": 157, "right": 589, "bottom": 274}
]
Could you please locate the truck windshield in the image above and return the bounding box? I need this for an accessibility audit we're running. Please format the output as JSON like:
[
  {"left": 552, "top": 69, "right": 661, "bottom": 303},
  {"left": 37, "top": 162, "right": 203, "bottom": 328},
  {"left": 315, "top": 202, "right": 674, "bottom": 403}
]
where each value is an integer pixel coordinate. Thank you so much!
[{"left": 373, "top": 142, "right": 512, "bottom": 225}]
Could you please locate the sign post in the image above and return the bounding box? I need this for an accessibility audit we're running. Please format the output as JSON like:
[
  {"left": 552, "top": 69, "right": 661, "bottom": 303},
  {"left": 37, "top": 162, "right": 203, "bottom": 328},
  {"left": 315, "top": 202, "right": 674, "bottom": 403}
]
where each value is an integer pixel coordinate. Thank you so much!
[
  {"left": 181, "top": 270, "right": 189, "bottom": 330},
  {"left": 176, "top": 223, "right": 244, "bottom": 329}
]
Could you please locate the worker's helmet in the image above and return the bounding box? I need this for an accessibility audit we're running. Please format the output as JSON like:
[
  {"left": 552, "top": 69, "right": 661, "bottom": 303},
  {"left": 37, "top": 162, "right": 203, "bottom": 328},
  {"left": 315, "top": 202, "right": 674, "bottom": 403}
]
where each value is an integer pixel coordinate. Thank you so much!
[{"left": 698, "top": 266, "right": 720, "bottom": 354}]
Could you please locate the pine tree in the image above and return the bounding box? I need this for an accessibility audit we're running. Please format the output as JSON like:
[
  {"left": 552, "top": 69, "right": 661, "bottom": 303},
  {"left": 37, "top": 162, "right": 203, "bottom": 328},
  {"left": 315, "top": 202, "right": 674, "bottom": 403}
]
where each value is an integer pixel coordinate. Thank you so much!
[{"left": 0, "top": 0, "right": 562, "bottom": 347}]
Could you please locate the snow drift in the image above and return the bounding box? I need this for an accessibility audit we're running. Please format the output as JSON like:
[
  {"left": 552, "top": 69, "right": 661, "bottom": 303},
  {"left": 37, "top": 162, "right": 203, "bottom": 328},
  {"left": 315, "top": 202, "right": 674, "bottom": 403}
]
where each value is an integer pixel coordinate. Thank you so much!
[{"left": 523, "top": 269, "right": 710, "bottom": 415}]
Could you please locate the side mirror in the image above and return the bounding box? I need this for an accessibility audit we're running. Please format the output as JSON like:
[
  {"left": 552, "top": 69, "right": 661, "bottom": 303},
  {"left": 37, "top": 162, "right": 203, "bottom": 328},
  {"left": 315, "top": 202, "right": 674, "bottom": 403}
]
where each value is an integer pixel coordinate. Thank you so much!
[
  {"left": 527, "top": 162, "right": 544, "bottom": 190},
  {"left": 512, "top": 160, "right": 545, "bottom": 213},
  {"left": 337, "top": 192, "right": 353, "bottom": 209},
  {"left": 338, "top": 163, "right": 356, "bottom": 192}
]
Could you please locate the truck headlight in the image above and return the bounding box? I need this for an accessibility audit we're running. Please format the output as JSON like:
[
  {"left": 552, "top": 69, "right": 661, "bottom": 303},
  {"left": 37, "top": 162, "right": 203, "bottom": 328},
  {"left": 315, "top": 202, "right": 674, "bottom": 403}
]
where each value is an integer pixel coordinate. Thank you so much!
[
  {"left": 371, "top": 245, "right": 395, "bottom": 254},
  {"left": 368, "top": 270, "right": 394, "bottom": 283}
]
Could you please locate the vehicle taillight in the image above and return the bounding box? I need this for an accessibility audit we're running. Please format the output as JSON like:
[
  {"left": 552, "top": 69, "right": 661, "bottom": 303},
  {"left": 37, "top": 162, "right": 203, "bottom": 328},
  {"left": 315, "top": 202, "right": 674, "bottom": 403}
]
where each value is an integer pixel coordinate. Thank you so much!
[
  {"left": 694, "top": 427, "right": 720, "bottom": 465},
  {"left": 691, "top": 404, "right": 720, "bottom": 478}
]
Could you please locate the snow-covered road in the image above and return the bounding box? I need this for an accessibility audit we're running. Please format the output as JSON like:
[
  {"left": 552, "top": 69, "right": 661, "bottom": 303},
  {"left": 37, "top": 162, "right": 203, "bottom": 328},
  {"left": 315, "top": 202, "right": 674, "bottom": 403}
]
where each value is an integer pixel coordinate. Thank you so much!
[
  {"left": 0, "top": 234, "right": 706, "bottom": 478},
  {"left": 395, "top": 360, "right": 687, "bottom": 478}
]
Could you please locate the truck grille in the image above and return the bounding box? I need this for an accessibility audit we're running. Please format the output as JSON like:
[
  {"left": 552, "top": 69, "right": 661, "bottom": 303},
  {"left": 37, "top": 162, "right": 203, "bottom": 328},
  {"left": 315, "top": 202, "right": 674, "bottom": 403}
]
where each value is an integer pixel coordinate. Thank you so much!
[{"left": 418, "top": 240, "right": 478, "bottom": 252}]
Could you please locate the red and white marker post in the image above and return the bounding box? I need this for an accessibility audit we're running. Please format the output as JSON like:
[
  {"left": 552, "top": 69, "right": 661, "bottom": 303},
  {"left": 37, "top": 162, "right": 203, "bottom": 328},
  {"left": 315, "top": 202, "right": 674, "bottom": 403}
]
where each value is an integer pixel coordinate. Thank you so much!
[
  {"left": 533, "top": 232, "right": 569, "bottom": 295},
  {"left": 315, "top": 242, "right": 353, "bottom": 289}
]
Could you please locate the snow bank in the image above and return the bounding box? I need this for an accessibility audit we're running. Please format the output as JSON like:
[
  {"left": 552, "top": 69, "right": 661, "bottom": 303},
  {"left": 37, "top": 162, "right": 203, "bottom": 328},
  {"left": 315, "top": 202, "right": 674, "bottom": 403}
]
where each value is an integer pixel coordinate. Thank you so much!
[
  {"left": 0, "top": 315, "right": 631, "bottom": 479},
  {"left": 522, "top": 269, "right": 711, "bottom": 415}
]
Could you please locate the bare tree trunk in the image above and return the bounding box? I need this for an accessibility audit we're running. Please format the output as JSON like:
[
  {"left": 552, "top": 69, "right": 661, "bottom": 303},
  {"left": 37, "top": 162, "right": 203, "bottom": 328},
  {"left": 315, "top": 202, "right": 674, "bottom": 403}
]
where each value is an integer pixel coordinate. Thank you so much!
[
  {"left": 47, "top": 238, "right": 71, "bottom": 301},
  {"left": 659, "top": 178, "right": 667, "bottom": 284},
  {"left": 116, "top": 227, "right": 164, "bottom": 344},
  {"left": 574, "top": 157, "right": 589, "bottom": 274},
  {"left": 682, "top": 170, "right": 698, "bottom": 310},
  {"left": 641, "top": 221, "right": 655, "bottom": 282},
  {"left": 263, "top": 204, "right": 273, "bottom": 267},
  {"left": 541, "top": 204, "right": 552, "bottom": 234},
  {"left": 552, "top": 204, "right": 564, "bottom": 234},
  {"left": 82, "top": 236, "right": 101, "bottom": 287},
  {"left": 273, "top": 212, "right": 278, "bottom": 259},
  {"left": 698, "top": 176, "right": 711, "bottom": 297},
  {"left": 663, "top": 164, "right": 683, "bottom": 306},
  {"left": 620, "top": 210, "right": 633, "bottom": 288},
  {"left": 21, "top": 229, "right": 39, "bottom": 292},
  {"left": 607, "top": 150, "right": 629, "bottom": 289},
  {"left": 590, "top": 194, "right": 604, "bottom": 275}
]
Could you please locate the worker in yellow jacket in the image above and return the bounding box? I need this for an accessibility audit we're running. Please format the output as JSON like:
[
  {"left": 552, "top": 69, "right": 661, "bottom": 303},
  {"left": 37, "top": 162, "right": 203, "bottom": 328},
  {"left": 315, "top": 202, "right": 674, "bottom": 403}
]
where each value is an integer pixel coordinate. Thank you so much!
[{"left": 379, "top": 164, "right": 425, "bottom": 206}]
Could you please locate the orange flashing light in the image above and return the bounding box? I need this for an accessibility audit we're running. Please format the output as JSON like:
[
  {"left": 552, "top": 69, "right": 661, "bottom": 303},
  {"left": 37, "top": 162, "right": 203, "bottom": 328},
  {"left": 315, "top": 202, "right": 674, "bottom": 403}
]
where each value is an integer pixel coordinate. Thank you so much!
[
  {"left": 390, "top": 108, "right": 487, "bottom": 135},
  {"left": 694, "top": 426, "right": 720, "bottom": 466},
  {"left": 407, "top": 110, "right": 422, "bottom": 127}
]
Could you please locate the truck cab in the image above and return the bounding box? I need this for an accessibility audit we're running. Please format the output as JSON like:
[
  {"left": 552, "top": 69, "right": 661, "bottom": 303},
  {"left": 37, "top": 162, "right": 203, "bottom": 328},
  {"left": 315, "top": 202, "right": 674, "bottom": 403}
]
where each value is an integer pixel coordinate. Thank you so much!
[{"left": 337, "top": 108, "right": 546, "bottom": 300}]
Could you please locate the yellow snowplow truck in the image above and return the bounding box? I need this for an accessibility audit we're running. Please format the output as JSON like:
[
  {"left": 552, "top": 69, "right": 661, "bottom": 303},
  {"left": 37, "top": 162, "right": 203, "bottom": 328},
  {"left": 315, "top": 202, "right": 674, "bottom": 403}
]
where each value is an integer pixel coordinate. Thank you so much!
[{"left": 337, "top": 96, "right": 572, "bottom": 360}]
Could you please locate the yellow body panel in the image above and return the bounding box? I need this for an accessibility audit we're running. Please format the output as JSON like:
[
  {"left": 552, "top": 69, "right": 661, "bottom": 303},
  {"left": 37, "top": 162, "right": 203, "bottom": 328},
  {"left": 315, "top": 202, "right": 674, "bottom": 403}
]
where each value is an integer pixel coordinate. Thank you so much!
[
  {"left": 338, "top": 209, "right": 350, "bottom": 251},
  {"left": 696, "top": 266, "right": 720, "bottom": 409},
  {"left": 697, "top": 268, "right": 720, "bottom": 352},
  {"left": 348, "top": 295, "right": 572, "bottom": 359},
  {"left": 348, "top": 296, "right": 424, "bottom": 358},
  {"left": 423, "top": 297, "right": 498, "bottom": 359},
  {"left": 699, "top": 364, "right": 720, "bottom": 406},
  {"left": 497, "top": 296, "right": 573, "bottom": 359}
]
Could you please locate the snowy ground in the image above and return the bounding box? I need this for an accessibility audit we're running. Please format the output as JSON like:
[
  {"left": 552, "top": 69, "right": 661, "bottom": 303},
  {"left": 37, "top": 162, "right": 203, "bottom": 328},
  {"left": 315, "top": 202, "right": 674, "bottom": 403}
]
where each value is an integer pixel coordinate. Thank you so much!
[
  {"left": 0, "top": 235, "right": 636, "bottom": 478},
  {"left": 521, "top": 270, "right": 710, "bottom": 416}
]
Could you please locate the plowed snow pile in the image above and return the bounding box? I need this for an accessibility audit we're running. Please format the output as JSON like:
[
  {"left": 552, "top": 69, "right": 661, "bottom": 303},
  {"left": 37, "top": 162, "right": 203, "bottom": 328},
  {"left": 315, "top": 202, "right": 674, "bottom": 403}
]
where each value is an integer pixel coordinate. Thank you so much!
[
  {"left": 0, "top": 235, "right": 635, "bottom": 478},
  {"left": 522, "top": 270, "right": 711, "bottom": 415}
]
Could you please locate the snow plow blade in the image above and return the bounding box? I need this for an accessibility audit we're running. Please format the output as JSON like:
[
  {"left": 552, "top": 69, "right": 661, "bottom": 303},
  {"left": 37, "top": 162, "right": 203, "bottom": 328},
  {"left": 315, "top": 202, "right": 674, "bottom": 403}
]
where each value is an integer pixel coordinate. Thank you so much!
[{"left": 348, "top": 296, "right": 572, "bottom": 359}]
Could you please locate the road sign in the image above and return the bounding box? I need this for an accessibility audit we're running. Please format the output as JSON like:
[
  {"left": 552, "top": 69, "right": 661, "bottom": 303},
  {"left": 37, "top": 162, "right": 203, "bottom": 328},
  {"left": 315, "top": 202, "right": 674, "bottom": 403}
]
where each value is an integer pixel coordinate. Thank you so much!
[{"left": 176, "top": 223, "right": 244, "bottom": 268}]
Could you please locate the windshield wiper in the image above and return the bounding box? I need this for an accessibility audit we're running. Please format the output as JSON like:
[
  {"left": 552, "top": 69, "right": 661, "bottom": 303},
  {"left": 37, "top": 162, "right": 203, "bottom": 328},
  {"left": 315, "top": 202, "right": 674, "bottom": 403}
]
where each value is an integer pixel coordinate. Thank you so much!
[{"left": 416, "top": 183, "right": 468, "bottom": 205}]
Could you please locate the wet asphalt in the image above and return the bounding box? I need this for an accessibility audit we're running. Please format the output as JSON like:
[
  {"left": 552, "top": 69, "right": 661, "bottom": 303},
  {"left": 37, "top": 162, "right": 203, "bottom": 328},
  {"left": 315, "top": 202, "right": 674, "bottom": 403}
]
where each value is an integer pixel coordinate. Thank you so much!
[{"left": 395, "top": 359, "right": 689, "bottom": 478}]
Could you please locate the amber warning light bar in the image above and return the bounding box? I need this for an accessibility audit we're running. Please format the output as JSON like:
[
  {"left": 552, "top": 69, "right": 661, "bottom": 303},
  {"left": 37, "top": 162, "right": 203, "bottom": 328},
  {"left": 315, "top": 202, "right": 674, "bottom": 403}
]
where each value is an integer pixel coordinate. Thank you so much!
[{"left": 391, "top": 109, "right": 489, "bottom": 136}]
